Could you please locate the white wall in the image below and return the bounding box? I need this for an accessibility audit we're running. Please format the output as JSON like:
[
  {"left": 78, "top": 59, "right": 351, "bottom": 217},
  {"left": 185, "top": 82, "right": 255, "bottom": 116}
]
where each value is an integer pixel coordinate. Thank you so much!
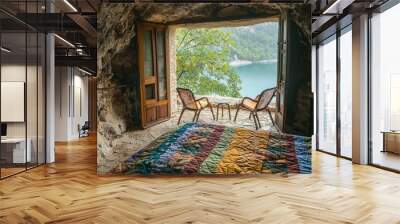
[
  {"left": 55, "top": 67, "right": 89, "bottom": 141},
  {"left": 71, "top": 73, "right": 89, "bottom": 138},
  {"left": 1, "top": 64, "right": 42, "bottom": 137},
  {"left": 1, "top": 63, "right": 46, "bottom": 164},
  {"left": 1, "top": 65, "right": 26, "bottom": 138},
  {"left": 55, "top": 66, "right": 69, "bottom": 141}
]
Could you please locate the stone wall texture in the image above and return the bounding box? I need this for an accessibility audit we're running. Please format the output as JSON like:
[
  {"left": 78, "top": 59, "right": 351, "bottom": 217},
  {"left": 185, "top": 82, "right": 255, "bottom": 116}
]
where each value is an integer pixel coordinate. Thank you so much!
[
  {"left": 97, "top": 3, "right": 311, "bottom": 173},
  {"left": 168, "top": 27, "right": 178, "bottom": 114}
]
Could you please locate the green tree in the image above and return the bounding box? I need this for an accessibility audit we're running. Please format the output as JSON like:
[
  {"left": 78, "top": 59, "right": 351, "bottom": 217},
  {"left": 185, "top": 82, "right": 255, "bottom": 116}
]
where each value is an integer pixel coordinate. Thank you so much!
[{"left": 176, "top": 28, "right": 241, "bottom": 97}]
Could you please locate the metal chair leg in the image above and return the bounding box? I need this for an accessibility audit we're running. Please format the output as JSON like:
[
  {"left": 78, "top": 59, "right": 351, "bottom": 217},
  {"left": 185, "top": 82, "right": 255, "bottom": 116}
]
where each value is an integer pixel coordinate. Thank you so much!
[
  {"left": 177, "top": 108, "right": 186, "bottom": 125},
  {"left": 234, "top": 106, "right": 240, "bottom": 122},
  {"left": 216, "top": 104, "right": 220, "bottom": 121},
  {"left": 267, "top": 110, "right": 275, "bottom": 125},
  {"left": 196, "top": 109, "right": 202, "bottom": 122},
  {"left": 267, "top": 110, "right": 280, "bottom": 132},
  {"left": 193, "top": 110, "right": 198, "bottom": 122},
  {"left": 252, "top": 112, "right": 259, "bottom": 130},
  {"left": 255, "top": 112, "right": 262, "bottom": 128},
  {"left": 227, "top": 104, "right": 231, "bottom": 120},
  {"left": 209, "top": 104, "right": 215, "bottom": 120}
]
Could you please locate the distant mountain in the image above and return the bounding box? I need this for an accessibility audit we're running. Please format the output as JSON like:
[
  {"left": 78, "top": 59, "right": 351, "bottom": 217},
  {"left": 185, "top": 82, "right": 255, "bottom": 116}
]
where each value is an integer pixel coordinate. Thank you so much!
[{"left": 221, "top": 22, "right": 279, "bottom": 62}]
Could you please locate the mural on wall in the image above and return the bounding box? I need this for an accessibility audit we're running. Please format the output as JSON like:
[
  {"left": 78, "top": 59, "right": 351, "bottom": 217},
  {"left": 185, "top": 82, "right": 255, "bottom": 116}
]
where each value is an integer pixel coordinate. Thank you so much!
[{"left": 97, "top": 3, "right": 311, "bottom": 173}]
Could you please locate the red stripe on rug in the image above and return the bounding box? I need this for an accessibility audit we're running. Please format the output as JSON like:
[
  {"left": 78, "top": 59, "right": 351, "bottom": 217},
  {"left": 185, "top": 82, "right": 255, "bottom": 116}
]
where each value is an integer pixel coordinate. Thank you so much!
[
  {"left": 286, "top": 136, "right": 300, "bottom": 173},
  {"left": 183, "top": 125, "right": 225, "bottom": 174}
]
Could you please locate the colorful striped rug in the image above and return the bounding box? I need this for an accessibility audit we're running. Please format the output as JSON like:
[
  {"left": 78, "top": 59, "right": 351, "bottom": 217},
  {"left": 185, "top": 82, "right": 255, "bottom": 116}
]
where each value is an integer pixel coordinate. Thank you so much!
[{"left": 124, "top": 123, "right": 311, "bottom": 175}]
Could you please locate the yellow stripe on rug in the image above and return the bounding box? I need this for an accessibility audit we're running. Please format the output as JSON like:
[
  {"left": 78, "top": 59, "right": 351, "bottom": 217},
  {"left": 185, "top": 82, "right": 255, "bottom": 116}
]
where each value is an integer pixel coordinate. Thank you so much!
[{"left": 216, "top": 128, "right": 269, "bottom": 174}]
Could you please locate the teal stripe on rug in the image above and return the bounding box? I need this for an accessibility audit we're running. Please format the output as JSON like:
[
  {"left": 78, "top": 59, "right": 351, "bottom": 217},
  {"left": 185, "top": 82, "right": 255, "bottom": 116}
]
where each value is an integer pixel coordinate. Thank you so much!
[
  {"left": 183, "top": 125, "right": 225, "bottom": 174},
  {"left": 126, "top": 123, "right": 196, "bottom": 174},
  {"left": 293, "top": 136, "right": 312, "bottom": 173},
  {"left": 198, "top": 127, "right": 235, "bottom": 174}
]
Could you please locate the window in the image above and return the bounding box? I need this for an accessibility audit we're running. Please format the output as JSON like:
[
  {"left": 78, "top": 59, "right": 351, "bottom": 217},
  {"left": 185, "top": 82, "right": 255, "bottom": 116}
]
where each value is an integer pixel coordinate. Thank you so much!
[
  {"left": 0, "top": 2, "right": 47, "bottom": 179},
  {"left": 370, "top": 3, "right": 400, "bottom": 171},
  {"left": 316, "top": 25, "right": 353, "bottom": 159},
  {"left": 317, "top": 36, "right": 337, "bottom": 154},
  {"left": 339, "top": 28, "right": 352, "bottom": 158}
]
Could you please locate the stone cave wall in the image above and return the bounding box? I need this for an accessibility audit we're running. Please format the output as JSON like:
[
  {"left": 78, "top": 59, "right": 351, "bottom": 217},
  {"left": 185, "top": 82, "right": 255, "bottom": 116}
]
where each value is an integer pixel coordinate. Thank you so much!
[
  {"left": 97, "top": 3, "right": 311, "bottom": 173},
  {"left": 97, "top": 4, "right": 138, "bottom": 172},
  {"left": 168, "top": 27, "right": 178, "bottom": 114}
]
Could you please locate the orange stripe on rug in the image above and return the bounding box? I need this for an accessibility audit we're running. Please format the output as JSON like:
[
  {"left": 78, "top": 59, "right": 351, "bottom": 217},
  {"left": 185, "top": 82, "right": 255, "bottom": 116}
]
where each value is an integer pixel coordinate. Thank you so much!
[{"left": 216, "top": 128, "right": 269, "bottom": 174}]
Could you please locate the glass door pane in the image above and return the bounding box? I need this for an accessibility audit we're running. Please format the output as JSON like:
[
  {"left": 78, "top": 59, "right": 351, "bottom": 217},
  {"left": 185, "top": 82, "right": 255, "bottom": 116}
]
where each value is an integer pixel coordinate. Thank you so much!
[
  {"left": 1, "top": 31, "right": 28, "bottom": 177},
  {"left": 371, "top": 4, "right": 400, "bottom": 171},
  {"left": 339, "top": 29, "right": 352, "bottom": 158},
  {"left": 317, "top": 36, "right": 337, "bottom": 154},
  {"left": 156, "top": 31, "right": 167, "bottom": 100},
  {"left": 144, "top": 30, "right": 154, "bottom": 77},
  {"left": 145, "top": 84, "right": 156, "bottom": 100},
  {"left": 0, "top": 1, "right": 46, "bottom": 178},
  {"left": 27, "top": 31, "right": 38, "bottom": 169}
]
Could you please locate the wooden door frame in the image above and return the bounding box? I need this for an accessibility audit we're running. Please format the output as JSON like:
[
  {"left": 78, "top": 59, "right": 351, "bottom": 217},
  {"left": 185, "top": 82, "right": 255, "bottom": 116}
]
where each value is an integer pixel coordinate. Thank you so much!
[
  {"left": 137, "top": 21, "right": 171, "bottom": 129},
  {"left": 275, "top": 14, "right": 286, "bottom": 130}
]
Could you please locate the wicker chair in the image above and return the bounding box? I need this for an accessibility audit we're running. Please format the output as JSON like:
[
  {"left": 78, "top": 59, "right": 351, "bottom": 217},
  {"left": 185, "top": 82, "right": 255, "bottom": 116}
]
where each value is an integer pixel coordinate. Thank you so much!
[
  {"left": 177, "top": 88, "right": 215, "bottom": 125},
  {"left": 234, "top": 87, "right": 277, "bottom": 130}
]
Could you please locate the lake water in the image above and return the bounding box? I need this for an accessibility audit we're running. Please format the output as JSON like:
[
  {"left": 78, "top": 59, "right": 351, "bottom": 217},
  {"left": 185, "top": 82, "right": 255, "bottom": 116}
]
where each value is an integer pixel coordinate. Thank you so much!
[{"left": 233, "top": 62, "right": 277, "bottom": 98}]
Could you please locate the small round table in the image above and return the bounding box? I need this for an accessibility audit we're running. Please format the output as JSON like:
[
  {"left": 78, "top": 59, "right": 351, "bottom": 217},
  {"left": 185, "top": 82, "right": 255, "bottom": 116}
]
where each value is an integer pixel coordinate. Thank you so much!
[
  {"left": 207, "top": 98, "right": 240, "bottom": 121},
  {"left": 216, "top": 102, "right": 231, "bottom": 120}
]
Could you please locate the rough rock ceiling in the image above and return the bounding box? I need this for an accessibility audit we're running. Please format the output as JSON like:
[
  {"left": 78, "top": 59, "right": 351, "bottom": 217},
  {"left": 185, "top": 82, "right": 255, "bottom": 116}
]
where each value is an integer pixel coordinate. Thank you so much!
[{"left": 102, "top": 3, "right": 291, "bottom": 25}]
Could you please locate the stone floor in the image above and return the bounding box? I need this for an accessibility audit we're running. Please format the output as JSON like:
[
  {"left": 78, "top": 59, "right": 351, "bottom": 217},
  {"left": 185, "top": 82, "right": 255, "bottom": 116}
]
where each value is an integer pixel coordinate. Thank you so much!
[
  {"left": 100, "top": 106, "right": 277, "bottom": 173},
  {"left": 175, "top": 105, "right": 276, "bottom": 131}
]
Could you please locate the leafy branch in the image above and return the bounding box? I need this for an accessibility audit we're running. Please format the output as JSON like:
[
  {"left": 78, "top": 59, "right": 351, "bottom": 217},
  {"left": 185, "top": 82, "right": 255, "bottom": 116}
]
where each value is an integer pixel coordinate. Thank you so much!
[{"left": 176, "top": 28, "right": 241, "bottom": 97}]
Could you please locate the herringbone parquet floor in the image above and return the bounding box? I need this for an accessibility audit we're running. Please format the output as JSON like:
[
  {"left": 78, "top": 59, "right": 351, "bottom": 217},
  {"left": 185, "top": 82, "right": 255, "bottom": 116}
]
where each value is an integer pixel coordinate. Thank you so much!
[{"left": 1, "top": 135, "right": 400, "bottom": 224}]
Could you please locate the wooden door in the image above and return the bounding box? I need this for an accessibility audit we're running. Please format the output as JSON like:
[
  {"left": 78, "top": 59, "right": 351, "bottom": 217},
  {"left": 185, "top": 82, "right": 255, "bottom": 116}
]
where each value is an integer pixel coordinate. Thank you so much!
[
  {"left": 275, "top": 15, "right": 287, "bottom": 130},
  {"left": 138, "top": 22, "right": 170, "bottom": 128}
]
